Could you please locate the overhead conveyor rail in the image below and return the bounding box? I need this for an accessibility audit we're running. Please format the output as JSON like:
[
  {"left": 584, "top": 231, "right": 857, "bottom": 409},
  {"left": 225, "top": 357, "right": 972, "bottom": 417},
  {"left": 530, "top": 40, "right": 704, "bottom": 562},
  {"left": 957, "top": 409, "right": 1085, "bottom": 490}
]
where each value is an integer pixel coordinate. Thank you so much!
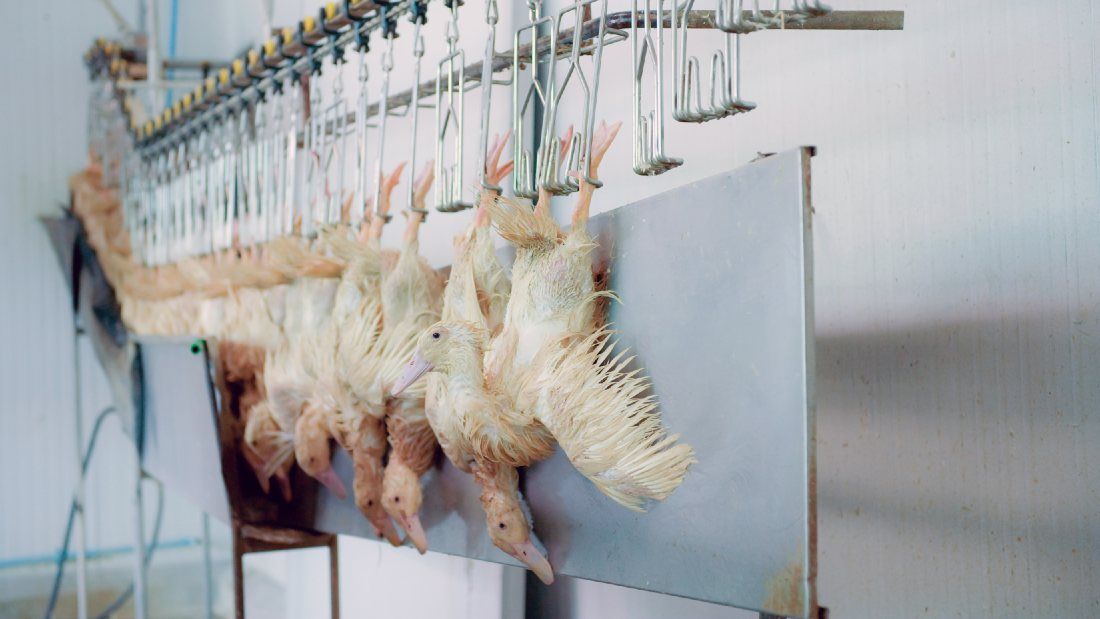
[
  {"left": 85, "top": 4, "right": 903, "bottom": 151},
  {"left": 84, "top": 0, "right": 902, "bottom": 269}
]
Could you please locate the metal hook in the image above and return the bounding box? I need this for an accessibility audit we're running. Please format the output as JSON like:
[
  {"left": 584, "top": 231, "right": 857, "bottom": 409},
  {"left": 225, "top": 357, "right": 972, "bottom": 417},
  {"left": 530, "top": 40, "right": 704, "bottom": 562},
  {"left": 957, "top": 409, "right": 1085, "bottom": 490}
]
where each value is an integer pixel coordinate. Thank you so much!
[
  {"left": 282, "top": 81, "right": 302, "bottom": 236},
  {"left": 675, "top": 0, "right": 757, "bottom": 123},
  {"left": 631, "top": 0, "right": 683, "bottom": 175},
  {"left": 372, "top": 36, "right": 397, "bottom": 223},
  {"left": 511, "top": 2, "right": 555, "bottom": 199},
  {"left": 304, "top": 75, "right": 323, "bottom": 234},
  {"left": 539, "top": 0, "right": 616, "bottom": 193},
  {"left": 434, "top": 0, "right": 472, "bottom": 212},
  {"left": 476, "top": 0, "right": 513, "bottom": 193},
  {"left": 406, "top": 20, "right": 431, "bottom": 217},
  {"left": 352, "top": 48, "right": 371, "bottom": 228},
  {"left": 327, "top": 66, "right": 349, "bottom": 225}
]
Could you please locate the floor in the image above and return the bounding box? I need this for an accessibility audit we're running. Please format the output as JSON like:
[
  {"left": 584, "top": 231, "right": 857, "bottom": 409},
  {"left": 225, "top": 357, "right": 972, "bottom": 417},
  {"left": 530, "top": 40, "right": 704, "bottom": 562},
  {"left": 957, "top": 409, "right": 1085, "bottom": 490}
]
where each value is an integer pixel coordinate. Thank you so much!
[{"left": 0, "top": 544, "right": 291, "bottom": 619}]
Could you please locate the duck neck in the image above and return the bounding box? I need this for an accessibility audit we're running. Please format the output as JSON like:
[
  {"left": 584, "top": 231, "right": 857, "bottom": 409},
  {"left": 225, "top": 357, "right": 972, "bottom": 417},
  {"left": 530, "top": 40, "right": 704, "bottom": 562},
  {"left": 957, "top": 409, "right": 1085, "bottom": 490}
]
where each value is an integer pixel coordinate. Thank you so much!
[{"left": 442, "top": 347, "right": 486, "bottom": 397}]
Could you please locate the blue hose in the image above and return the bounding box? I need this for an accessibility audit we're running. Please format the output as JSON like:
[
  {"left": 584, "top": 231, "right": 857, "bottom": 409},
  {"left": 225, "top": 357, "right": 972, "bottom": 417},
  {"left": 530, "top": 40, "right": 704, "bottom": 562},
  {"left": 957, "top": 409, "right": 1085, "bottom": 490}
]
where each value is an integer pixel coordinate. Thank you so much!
[
  {"left": 41, "top": 406, "right": 116, "bottom": 619},
  {"left": 39, "top": 407, "right": 167, "bottom": 619},
  {"left": 165, "top": 0, "right": 180, "bottom": 108}
]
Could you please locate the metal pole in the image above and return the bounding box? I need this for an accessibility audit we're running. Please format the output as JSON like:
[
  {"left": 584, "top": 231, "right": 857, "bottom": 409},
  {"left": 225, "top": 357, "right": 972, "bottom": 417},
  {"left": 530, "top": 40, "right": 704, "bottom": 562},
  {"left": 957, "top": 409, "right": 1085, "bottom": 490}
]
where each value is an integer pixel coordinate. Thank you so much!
[
  {"left": 256, "top": 0, "right": 274, "bottom": 43},
  {"left": 72, "top": 320, "right": 89, "bottom": 619},
  {"left": 145, "top": 0, "right": 162, "bottom": 115},
  {"left": 131, "top": 467, "right": 148, "bottom": 619},
  {"left": 202, "top": 513, "right": 214, "bottom": 619}
]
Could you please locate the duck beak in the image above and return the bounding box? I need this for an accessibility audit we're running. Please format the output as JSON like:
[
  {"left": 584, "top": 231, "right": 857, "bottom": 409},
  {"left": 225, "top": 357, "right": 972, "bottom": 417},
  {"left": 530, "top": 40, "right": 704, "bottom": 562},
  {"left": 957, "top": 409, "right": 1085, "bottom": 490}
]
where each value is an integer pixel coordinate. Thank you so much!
[
  {"left": 314, "top": 466, "right": 348, "bottom": 500},
  {"left": 392, "top": 352, "right": 432, "bottom": 396},
  {"left": 398, "top": 514, "right": 429, "bottom": 554},
  {"left": 510, "top": 541, "right": 554, "bottom": 585},
  {"left": 373, "top": 516, "right": 404, "bottom": 547}
]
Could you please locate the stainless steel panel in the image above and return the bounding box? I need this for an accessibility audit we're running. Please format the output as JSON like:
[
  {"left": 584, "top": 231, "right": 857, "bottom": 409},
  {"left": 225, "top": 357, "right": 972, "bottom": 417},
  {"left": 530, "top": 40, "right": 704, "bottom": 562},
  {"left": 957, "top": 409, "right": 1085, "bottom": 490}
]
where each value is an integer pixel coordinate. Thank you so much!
[
  {"left": 526, "top": 148, "right": 815, "bottom": 616},
  {"left": 139, "top": 337, "right": 231, "bottom": 524},
  {"left": 133, "top": 150, "right": 815, "bottom": 612},
  {"left": 315, "top": 148, "right": 816, "bottom": 615}
]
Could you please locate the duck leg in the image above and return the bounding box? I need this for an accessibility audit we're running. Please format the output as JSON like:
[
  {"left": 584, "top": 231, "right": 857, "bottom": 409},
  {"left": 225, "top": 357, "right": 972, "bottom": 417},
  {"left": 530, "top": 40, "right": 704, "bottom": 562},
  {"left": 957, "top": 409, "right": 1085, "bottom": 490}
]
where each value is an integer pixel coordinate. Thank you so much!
[
  {"left": 533, "top": 126, "right": 574, "bottom": 221},
  {"left": 350, "top": 413, "right": 403, "bottom": 545},
  {"left": 571, "top": 121, "right": 622, "bottom": 230},
  {"left": 474, "top": 130, "right": 511, "bottom": 227},
  {"left": 404, "top": 161, "right": 434, "bottom": 243},
  {"left": 483, "top": 131, "right": 515, "bottom": 201},
  {"left": 474, "top": 459, "right": 554, "bottom": 585},
  {"left": 362, "top": 162, "right": 407, "bottom": 243}
]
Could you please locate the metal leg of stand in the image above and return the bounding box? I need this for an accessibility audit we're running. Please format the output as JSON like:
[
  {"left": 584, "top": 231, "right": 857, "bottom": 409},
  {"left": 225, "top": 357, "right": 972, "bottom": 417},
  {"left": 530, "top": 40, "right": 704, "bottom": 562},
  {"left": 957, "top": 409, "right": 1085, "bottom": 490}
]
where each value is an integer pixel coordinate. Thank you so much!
[
  {"left": 233, "top": 525, "right": 245, "bottom": 619},
  {"left": 328, "top": 537, "right": 340, "bottom": 619},
  {"left": 132, "top": 465, "right": 148, "bottom": 619},
  {"left": 203, "top": 513, "right": 214, "bottom": 619},
  {"left": 72, "top": 323, "right": 89, "bottom": 619}
]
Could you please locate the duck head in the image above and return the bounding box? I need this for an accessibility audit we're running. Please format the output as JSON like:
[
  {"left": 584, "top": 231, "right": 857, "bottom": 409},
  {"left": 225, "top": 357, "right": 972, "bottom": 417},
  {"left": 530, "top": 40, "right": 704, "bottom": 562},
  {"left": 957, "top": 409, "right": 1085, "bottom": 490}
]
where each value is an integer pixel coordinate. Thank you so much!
[
  {"left": 350, "top": 416, "right": 404, "bottom": 547},
  {"left": 391, "top": 321, "right": 487, "bottom": 395},
  {"left": 485, "top": 486, "right": 554, "bottom": 585},
  {"left": 294, "top": 403, "right": 347, "bottom": 500},
  {"left": 382, "top": 460, "right": 428, "bottom": 554}
]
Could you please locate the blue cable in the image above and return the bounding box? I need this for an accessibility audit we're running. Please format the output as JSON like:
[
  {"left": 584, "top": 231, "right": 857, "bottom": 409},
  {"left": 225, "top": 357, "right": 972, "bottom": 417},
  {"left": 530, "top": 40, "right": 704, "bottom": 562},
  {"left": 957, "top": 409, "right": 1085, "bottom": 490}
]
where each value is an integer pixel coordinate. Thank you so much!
[
  {"left": 39, "top": 406, "right": 168, "bottom": 619},
  {"left": 165, "top": 0, "right": 180, "bottom": 108},
  {"left": 40, "top": 406, "right": 116, "bottom": 619}
]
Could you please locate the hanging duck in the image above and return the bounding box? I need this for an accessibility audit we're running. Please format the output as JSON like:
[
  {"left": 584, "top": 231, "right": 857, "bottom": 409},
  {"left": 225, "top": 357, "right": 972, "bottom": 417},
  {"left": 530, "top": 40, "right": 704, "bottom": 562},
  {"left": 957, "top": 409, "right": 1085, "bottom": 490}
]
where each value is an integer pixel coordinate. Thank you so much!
[{"left": 391, "top": 122, "right": 695, "bottom": 584}]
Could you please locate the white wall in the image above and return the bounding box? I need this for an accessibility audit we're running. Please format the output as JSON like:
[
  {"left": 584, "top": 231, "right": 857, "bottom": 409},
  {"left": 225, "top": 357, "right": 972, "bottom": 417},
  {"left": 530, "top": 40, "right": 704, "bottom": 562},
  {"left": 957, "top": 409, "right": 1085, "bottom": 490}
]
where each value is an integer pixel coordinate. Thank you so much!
[
  {"left": 0, "top": 0, "right": 205, "bottom": 565},
  {"left": 4, "top": 0, "right": 1098, "bottom": 618}
]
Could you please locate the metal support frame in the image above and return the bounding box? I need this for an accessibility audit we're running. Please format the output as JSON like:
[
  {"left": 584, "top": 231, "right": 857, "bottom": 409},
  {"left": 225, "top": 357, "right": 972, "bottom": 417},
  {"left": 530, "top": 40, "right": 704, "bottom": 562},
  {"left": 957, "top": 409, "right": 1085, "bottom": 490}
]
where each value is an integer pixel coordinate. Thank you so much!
[
  {"left": 131, "top": 461, "right": 148, "bottom": 619},
  {"left": 231, "top": 525, "right": 340, "bottom": 619},
  {"left": 72, "top": 318, "right": 89, "bottom": 619},
  {"left": 202, "top": 513, "right": 214, "bottom": 619},
  {"left": 56, "top": 203, "right": 150, "bottom": 619}
]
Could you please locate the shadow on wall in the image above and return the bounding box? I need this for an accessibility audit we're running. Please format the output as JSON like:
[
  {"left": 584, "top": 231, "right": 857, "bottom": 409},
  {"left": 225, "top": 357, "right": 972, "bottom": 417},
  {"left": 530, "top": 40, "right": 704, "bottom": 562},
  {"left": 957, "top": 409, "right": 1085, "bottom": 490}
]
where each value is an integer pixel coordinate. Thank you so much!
[{"left": 815, "top": 309, "right": 1099, "bottom": 615}]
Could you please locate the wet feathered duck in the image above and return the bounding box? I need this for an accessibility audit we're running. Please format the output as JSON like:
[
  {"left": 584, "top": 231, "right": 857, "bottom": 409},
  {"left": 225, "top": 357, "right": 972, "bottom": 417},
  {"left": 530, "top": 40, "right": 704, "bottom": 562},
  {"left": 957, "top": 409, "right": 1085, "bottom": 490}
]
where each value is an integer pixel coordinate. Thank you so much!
[{"left": 391, "top": 122, "right": 695, "bottom": 584}]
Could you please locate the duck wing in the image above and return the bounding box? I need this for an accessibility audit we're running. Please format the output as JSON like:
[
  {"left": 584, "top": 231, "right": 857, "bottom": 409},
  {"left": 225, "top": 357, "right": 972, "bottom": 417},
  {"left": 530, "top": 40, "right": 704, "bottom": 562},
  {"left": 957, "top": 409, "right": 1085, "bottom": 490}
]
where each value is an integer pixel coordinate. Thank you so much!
[{"left": 533, "top": 328, "right": 696, "bottom": 511}]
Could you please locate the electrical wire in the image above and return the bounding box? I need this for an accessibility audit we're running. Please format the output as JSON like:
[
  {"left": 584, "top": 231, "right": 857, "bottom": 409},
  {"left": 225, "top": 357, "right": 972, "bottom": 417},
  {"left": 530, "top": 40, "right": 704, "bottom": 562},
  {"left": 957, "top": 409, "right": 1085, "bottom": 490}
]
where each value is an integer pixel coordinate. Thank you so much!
[
  {"left": 91, "top": 477, "right": 165, "bottom": 619},
  {"left": 41, "top": 405, "right": 116, "bottom": 619},
  {"left": 40, "top": 407, "right": 167, "bottom": 619}
]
